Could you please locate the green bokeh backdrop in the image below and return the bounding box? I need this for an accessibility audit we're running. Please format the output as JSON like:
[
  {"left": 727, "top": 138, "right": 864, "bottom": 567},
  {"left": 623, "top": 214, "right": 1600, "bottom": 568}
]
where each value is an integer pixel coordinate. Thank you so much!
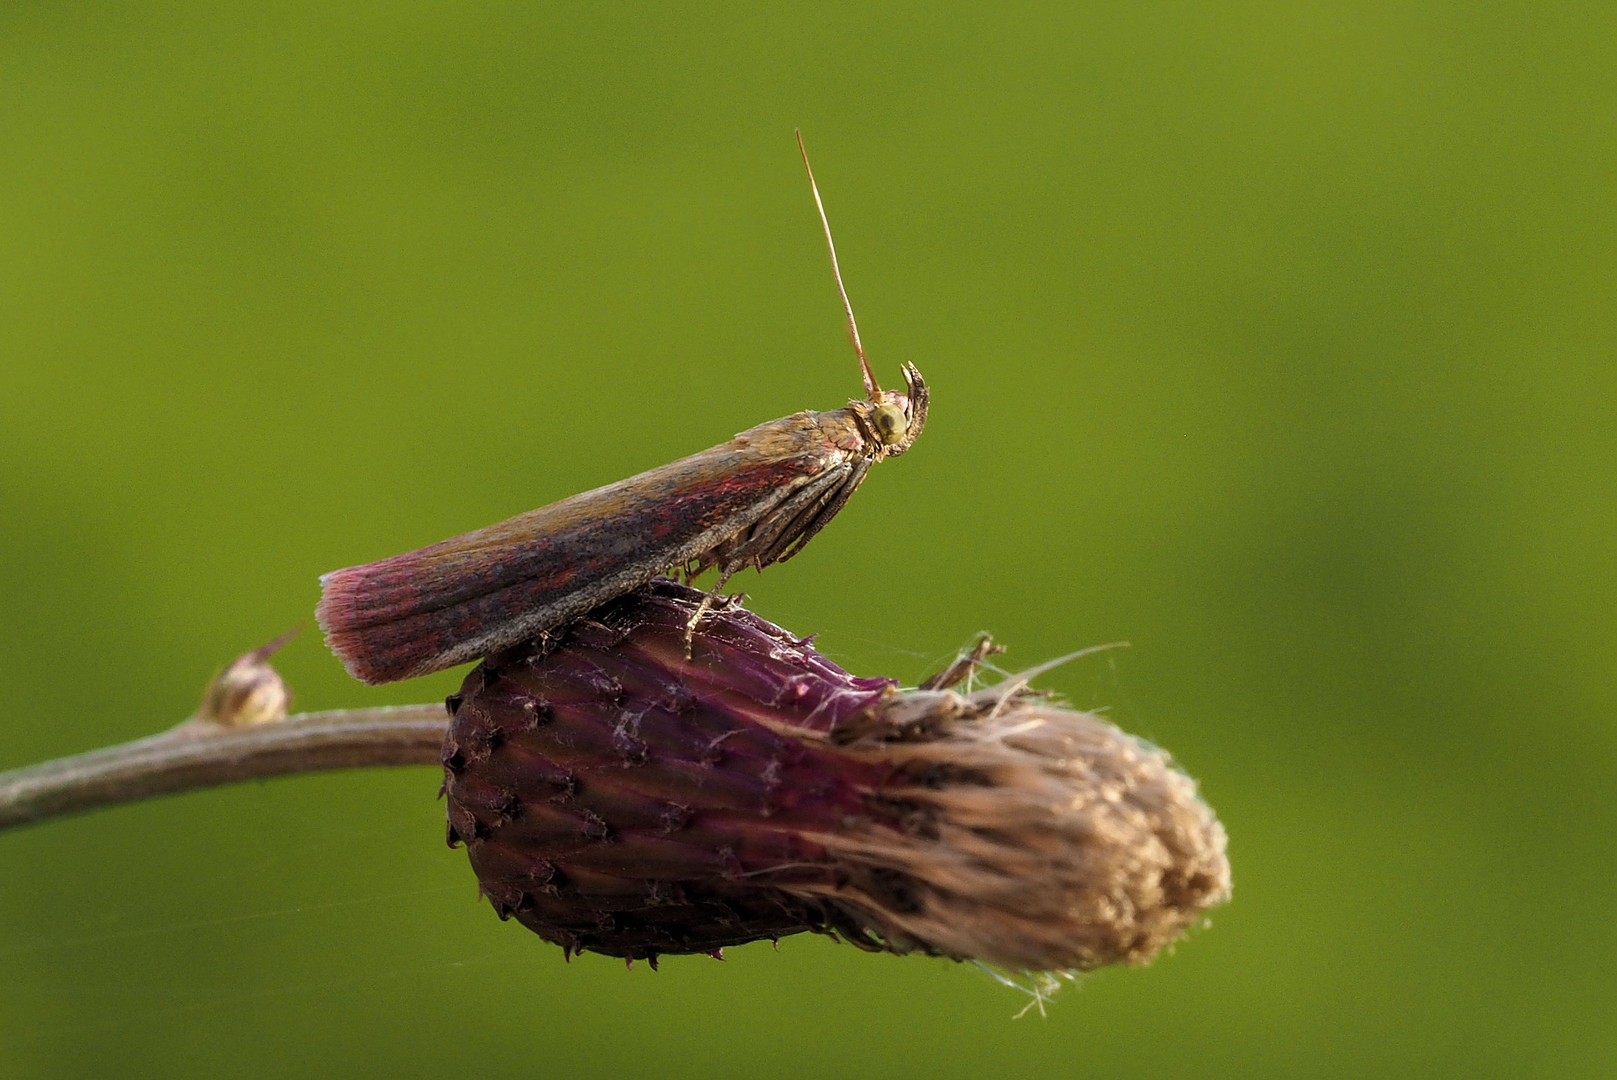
[{"left": 3, "top": 3, "right": 1613, "bottom": 1077}]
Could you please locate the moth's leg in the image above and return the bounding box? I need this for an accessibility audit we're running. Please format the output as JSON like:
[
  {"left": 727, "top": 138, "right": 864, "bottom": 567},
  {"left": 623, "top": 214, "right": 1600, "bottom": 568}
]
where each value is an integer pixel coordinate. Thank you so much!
[
  {"left": 919, "top": 634, "right": 1004, "bottom": 691},
  {"left": 684, "top": 570, "right": 736, "bottom": 659}
]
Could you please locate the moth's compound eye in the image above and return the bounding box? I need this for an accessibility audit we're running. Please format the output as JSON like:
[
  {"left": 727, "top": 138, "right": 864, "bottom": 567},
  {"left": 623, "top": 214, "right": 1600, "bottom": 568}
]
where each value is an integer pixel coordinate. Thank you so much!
[{"left": 873, "top": 403, "right": 908, "bottom": 446}]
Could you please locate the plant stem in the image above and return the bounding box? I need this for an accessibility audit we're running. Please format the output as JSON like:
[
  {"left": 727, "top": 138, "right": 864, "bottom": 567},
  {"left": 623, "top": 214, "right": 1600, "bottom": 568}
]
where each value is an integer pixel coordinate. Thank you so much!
[{"left": 0, "top": 705, "right": 449, "bottom": 832}]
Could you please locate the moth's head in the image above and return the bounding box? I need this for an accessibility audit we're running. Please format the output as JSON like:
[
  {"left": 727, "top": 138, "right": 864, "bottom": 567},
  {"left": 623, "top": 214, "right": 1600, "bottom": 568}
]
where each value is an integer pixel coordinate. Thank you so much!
[{"left": 859, "top": 362, "right": 928, "bottom": 458}]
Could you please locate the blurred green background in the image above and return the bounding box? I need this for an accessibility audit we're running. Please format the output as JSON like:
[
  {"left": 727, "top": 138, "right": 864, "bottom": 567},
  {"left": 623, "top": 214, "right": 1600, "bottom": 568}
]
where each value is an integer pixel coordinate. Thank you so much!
[{"left": 2, "top": 2, "right": 1613, "bottom": 1077}]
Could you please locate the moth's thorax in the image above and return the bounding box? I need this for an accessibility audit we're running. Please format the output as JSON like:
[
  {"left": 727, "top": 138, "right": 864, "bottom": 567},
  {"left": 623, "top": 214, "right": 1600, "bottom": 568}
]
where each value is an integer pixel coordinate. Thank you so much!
[{"left": 728, "top": 409, "right": 865, "bottom": 461}]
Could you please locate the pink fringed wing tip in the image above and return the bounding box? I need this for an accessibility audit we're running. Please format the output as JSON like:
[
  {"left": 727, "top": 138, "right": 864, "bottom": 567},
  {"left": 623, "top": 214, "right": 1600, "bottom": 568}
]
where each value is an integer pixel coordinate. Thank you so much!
[{"left": 314, "top": 565, "right": 382, "bottom": 685}]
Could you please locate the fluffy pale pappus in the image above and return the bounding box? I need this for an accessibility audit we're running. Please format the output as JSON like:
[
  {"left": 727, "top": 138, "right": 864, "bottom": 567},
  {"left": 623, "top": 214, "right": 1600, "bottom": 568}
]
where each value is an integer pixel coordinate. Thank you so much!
[{"left": 441, "top": 581, "right": 1230, "bottom": 975}]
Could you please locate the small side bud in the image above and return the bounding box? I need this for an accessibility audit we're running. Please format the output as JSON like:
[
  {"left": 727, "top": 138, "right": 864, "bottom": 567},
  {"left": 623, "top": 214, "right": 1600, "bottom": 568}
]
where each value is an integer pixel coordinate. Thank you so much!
[{"left": 196, "top": 628, "right": 299, "bottom": 727}]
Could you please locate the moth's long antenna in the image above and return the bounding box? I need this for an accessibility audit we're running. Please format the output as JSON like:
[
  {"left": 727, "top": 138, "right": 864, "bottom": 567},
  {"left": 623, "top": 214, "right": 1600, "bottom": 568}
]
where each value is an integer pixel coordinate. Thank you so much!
[{"left": 796, "top": 130, "right": 879, "bottom": 398}]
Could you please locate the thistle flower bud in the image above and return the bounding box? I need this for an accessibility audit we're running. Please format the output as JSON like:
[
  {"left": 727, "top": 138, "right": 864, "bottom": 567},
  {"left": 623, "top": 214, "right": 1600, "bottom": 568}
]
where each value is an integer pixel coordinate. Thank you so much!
[
  {"left": 196, "top": 628, "right": 298, "bottom": 727},
  {"left": 442, "top": 581, "right": 1229, "bottom": 974}
]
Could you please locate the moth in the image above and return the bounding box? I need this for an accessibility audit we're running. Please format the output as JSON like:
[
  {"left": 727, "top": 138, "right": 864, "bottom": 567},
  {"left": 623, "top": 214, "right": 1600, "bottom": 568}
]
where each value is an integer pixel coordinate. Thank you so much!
[{"left": 317, "top": 134, "right": 928, "bottom": 684}]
